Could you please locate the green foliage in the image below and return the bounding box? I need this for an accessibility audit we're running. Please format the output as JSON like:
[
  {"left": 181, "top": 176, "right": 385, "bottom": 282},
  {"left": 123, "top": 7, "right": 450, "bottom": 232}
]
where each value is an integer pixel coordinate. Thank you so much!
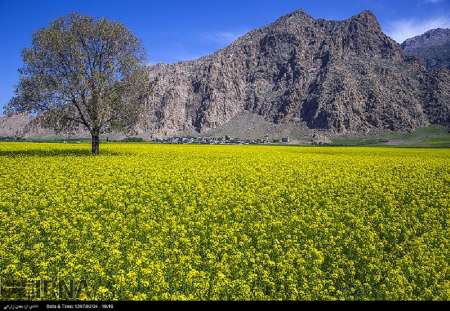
[
  {"left": 0, "top": 143, "right": 448, "bottom": 301},
  {"left": 0, "top": 136, "right": 25, "bottom": 142},
  {"left": 331, "top": 127, "right": 450, "bottom": 147},
  {"left": 122, "top": 137, "right": 145, "bottom": 142},
  {"left": 5, "top": 13, "right": 149, "bottom": 154}
]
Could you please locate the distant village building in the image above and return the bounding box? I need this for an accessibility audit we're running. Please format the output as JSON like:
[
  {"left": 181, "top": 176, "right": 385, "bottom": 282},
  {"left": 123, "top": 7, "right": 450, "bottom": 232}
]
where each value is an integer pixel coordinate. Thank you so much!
[{"left": 153, "top": 136, "right": 272, "bottom": 146}]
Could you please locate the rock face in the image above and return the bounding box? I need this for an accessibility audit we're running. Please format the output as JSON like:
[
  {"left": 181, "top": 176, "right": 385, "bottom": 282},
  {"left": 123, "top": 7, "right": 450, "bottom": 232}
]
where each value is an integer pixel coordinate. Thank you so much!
[
  {"left": 0, "top": 114, "right": 54, "bottom": 137},
  {"left": 1, "top": 10, "right": 449, "bottom": 139},
  {"left": 401, "top": 28, "right": 450, "bottom": 71},
  {"left": 144, "top": 10, "right": 450, "bottom": 137},
  {"left": 424, "top": 68, "right": 450, "bottom": 125}
]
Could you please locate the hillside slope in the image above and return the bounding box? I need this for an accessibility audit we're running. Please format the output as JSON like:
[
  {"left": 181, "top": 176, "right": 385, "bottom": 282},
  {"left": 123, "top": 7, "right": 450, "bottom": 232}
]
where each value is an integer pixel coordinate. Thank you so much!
[
  {"left": 2, "top": 10, "right": 449, "bottom": 139},
  {"left": 401, "top": 28, "right": 450, "bottom": 71},
  {"left": 144, "top": 10, "right": 450, "bottom": 137}
]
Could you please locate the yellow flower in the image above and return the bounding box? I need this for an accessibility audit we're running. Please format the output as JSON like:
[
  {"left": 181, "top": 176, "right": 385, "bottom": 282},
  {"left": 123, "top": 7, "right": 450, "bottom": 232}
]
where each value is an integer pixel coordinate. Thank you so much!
[{"left": 0, "top": 142, "right": 448, "bottom": 300}]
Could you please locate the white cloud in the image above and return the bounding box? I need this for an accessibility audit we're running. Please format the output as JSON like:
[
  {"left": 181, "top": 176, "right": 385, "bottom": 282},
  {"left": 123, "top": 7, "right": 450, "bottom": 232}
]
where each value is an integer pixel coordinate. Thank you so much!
[
  {"left": 386, "top": 16, "right": 450, "bottom": 42},
  {"left": 423, "top": 0, "right": 445, "bottom": 4}
]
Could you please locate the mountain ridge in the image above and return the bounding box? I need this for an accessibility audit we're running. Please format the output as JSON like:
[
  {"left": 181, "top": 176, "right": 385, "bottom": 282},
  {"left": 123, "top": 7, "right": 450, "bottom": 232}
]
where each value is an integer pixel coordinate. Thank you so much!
[
  {"left": 142, "top": 9, "right": 448, "bottom": 137},
  {"left": 2, "top": 9, "right": 450, "bottom": 139},
  {"left": 401, "top": 28, "right": 450, "bottom": 71}
]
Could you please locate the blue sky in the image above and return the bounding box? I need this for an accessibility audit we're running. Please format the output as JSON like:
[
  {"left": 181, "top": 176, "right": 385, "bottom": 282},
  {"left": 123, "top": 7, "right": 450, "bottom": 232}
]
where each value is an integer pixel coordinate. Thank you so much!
[{"left": 1, "top": 0, "right": 450, "bottom": 112}]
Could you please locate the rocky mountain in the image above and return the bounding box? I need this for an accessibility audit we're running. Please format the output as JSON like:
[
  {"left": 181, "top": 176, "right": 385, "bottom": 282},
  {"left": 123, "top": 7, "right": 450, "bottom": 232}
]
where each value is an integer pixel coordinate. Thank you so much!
[
  {"left": 143, "top": 10, "right": 449, "bottom": 137},
  {"left": 401, "top": 28, "right": 450, "bottom": 71},
  {"left": 0, "top": 114, "right": 54, "bottom": 138},
  {"left": 1, "top": 10, "right": 449, "bottom": 139}
]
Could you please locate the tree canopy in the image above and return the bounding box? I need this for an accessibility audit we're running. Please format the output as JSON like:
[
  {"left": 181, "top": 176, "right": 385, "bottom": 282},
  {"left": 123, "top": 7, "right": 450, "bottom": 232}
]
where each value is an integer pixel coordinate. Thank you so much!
[{"left": 6, "top": 13, "right": 149, "bottom": 154}]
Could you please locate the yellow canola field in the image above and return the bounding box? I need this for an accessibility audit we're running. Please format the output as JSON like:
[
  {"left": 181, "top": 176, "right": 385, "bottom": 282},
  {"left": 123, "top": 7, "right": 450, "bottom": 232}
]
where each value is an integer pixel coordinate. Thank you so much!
[{"left": 0, "top": 143, "right": 449, "bottom": 300}]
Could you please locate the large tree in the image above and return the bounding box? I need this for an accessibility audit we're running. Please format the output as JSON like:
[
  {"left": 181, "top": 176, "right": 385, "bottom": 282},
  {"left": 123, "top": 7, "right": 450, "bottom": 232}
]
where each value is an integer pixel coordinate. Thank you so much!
[{"left": 5, "top": 13, "right": 149, "bottom": 155}]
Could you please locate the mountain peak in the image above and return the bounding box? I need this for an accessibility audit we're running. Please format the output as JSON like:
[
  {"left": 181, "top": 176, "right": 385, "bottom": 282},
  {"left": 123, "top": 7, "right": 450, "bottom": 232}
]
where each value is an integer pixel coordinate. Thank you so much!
[
  {"left": 402, "top": 28, "right": 450, "bottom": 46},
  {"left": 274, "top": 9, "right": 314, "bottom": 25},
  {"left": 355, "top": 10, "right": 376, "bottom": 19},
  {"left": 419, "top": 28, "right": 450, "bottom": 38},
  {"left": 284, "top": 9, "right": 312, "bottom": 19},
  {"left": 401, "top": 27, "right": 450, "bottom": 71},
  {"left": 424, "top": 28, "right": 450, "bottom": 35},
  {"left": 349, "top": 10, "right": 381, "bottom": 31},
  {"left": 144, "top": 10, "right": 449, "bottom": 136}
]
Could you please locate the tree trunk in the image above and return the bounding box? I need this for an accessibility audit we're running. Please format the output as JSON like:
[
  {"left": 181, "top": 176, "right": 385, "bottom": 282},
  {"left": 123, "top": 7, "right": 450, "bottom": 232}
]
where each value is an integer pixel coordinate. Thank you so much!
[{"left": 91, "top": 134, "right": 100, "bottom": 155}]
